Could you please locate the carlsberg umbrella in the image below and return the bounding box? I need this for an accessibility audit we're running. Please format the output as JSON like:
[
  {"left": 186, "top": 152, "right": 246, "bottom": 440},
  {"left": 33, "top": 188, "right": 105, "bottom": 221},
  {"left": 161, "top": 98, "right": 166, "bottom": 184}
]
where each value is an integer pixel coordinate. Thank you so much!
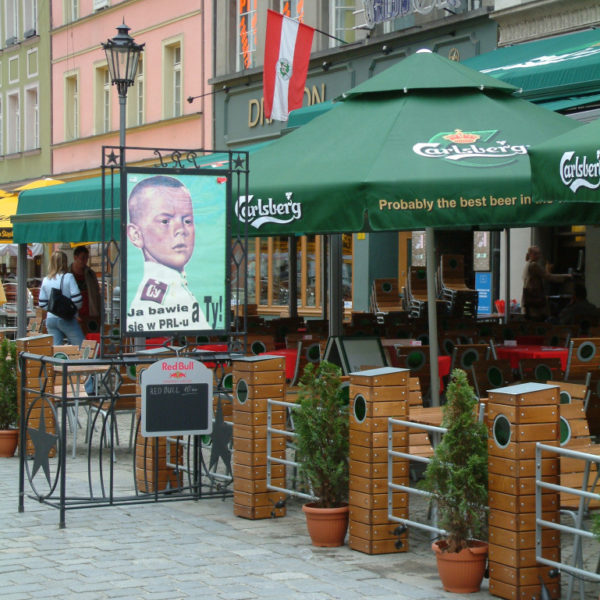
[
  {"left": 529, "top": 117, "right": 600, "bottom": 203},
  {"left": 244, "top": 51, "right": 594, "bottom": 238}
]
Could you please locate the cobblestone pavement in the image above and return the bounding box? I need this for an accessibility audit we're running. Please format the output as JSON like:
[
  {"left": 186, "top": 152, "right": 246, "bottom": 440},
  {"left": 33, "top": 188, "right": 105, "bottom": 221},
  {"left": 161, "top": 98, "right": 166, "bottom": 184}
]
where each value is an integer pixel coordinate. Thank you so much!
[{"left": 1, "top": 426, "right": 598, "bottom": 600}]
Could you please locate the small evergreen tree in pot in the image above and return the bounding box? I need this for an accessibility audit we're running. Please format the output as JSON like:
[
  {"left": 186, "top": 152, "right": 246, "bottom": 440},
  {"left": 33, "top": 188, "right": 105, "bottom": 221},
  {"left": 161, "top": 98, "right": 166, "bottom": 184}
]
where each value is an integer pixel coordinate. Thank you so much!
[
  {"left": 0, "top": 338, "right": 18, "bottom": 430},
  {"left": 421, "top": 368, "right": 488, "bottom": 553},
  {"left": 294, "top": 360, "right": 348, "bottom": 508}
]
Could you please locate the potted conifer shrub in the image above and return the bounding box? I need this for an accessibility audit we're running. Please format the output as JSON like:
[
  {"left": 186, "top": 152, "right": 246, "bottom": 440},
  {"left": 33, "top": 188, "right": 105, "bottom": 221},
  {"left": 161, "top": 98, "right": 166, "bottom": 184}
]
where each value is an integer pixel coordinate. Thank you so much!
[
  {"left": 421, "top": 368, "right": 488, "bottom": 593},
  {"left": 294, "top": 360, "right": 349, "bottom": 547},
  {"left": 0, "top": 338, "right": 19, "bottom": 457}
]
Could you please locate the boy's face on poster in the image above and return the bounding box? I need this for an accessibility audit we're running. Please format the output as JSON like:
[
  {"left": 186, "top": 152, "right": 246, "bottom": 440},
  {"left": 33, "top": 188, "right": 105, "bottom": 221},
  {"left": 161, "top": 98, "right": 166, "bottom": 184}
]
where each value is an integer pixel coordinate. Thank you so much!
[{"left": 128, "top": 184, "right": 195, "bottom": 271}]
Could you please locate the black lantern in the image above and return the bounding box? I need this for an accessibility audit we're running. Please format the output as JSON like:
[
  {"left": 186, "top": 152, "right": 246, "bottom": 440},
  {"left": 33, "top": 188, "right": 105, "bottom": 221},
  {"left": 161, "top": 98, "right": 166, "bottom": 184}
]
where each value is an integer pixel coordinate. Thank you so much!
[{"left": 102, "top": 21, "right": 144, "bottom": 98}]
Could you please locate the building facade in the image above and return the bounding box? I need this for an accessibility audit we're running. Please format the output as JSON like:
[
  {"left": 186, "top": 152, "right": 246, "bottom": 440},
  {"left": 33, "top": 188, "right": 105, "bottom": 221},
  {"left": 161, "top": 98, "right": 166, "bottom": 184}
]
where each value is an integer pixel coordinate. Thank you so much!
[
  {"left": 210, "top": 0, "right": 498, "bottom": 317},
  {"left": 0, "top": 0, "right": 51, "bottom": 189},
  {"left": 50, "top": 0, "right": 213, "bottom": 180}
]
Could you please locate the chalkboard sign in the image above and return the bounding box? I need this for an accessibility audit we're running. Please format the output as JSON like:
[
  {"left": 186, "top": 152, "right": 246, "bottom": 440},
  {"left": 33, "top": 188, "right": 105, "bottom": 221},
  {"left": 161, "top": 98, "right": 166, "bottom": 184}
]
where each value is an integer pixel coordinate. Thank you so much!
[
  {"left": 145, "top": 383, "right": 209, "bottom": 435},
  {"left": 141, "top": 358, "right": 213, "bottom": 437}
]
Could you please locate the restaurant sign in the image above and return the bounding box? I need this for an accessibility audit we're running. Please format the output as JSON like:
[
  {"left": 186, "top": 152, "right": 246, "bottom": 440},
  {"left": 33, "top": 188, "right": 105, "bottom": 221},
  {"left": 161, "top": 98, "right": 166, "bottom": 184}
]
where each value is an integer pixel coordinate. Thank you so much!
[{"left": 362, "top": 0, "right": 462, "bottom": 27}]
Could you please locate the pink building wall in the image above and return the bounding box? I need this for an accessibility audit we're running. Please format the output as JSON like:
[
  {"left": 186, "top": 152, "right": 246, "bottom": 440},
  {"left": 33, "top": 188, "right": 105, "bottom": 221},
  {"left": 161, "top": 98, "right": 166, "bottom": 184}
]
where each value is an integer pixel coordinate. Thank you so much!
[{"left": 51, "top": 0, "right": 213, "bottom": 177}]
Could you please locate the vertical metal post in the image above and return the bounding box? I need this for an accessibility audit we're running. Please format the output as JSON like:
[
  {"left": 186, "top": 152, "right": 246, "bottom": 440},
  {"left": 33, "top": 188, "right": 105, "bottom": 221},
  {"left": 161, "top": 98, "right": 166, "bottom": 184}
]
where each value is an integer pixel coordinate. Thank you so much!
[
  {"left": 288, "top": 236, "right": 298, "bottom": 320},
  {"left": 504, "top": 229, "right": 510, "bottom": 324},
  {"left": 17, "top": 243, "right": 28, "bottom": 338},
  {"left": 59, "top": 363, "right": 68, "bottom": 528},
  {"left": 426, "top": 228, "right": 440, "bottom": 406},
  {"left": 18, "top": 353, "right": 26, "bottom": 512},
  {"left": 328, "top": 234, "right": 343, "bottom": 338}
]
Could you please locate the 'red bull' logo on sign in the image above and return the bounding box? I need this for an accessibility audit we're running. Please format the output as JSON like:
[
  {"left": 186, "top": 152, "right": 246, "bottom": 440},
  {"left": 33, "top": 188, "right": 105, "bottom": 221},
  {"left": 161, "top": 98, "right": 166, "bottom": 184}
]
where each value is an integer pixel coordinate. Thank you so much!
[{"left": 413, "top": 129, "right": 528, "bottom": 167}]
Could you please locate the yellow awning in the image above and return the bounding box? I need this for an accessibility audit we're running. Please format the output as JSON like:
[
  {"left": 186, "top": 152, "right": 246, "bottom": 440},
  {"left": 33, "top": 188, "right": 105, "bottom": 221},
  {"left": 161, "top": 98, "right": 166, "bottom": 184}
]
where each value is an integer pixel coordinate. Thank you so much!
[{"left": 0, "top": 194, "right": 18, "bottom": 243}]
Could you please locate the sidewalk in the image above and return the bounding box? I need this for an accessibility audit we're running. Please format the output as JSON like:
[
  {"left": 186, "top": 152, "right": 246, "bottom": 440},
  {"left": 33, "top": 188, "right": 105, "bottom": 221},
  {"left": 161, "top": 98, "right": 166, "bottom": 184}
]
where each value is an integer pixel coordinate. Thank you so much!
[{"left": 1, "top": 442, "right": 597, "bottom": 600}]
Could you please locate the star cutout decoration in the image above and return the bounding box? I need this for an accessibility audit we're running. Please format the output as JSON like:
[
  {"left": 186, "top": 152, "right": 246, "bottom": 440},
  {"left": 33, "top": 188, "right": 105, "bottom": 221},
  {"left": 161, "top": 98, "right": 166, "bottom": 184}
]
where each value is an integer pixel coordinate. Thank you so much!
[
  {"left": 208, "top": 395, "right": 232, "bottom": 479},
  {"left": 106, "top": 150, "right": 119, "bottom": 165},
  {"left": 233, "top": 155, "right": 246, "bottom": 170},
  {"left": 28, "top": 408, "right": 58, "bottom": 487}
]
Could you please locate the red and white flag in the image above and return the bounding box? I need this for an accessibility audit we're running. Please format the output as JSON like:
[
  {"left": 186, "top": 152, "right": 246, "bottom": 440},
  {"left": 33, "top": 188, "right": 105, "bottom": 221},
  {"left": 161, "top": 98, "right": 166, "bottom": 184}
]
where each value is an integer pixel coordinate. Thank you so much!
[{"left": 263, "top": 9, "right": 314, "bottom": 122}]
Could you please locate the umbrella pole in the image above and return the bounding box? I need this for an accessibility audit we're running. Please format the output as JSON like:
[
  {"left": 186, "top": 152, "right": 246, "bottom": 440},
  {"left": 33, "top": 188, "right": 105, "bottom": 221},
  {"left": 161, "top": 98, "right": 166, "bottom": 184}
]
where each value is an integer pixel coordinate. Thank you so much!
[
  {"left": 288, "top": 236, "right": 298, "bottom": 320},
  {"left": 426, "top": 228, "right": 440, "bottom": 407},
  {"left": 328, "top": 234, "right": 343, "bottom": 338},
  {"left": 504, "top": 229, "right": 510, "bottom": 325}
]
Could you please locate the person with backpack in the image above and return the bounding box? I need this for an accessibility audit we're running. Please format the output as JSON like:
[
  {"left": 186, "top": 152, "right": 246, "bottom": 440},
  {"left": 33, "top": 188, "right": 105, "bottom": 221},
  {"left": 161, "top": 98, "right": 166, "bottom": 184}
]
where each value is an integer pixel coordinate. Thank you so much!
[{"left": 39, "top": 251, "right": 84, "bottom": 345}]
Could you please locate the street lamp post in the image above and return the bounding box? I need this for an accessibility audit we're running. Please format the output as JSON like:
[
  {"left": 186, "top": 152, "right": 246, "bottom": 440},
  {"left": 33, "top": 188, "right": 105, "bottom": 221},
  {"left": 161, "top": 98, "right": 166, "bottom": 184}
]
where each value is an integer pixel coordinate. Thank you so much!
[
  {"left": 102, "top": 21, "right": 144, "bottom": 148},
  {"left": 101, "top": 23, "right": 144, "bottom": 347}
]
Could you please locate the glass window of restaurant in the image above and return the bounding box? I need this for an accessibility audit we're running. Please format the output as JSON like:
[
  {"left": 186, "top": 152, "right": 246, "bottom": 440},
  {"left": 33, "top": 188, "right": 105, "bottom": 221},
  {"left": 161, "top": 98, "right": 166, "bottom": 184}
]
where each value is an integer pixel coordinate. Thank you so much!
[{"left": 243, "top": 234, "right": 353, "bottom": 316}]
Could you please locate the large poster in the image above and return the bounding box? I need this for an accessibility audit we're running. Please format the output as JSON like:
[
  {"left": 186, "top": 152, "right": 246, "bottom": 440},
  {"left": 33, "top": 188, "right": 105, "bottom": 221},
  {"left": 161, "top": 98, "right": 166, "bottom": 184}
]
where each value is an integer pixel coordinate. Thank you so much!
[{"left": 123, "top": 171, "right": 227, "bottom": 335}]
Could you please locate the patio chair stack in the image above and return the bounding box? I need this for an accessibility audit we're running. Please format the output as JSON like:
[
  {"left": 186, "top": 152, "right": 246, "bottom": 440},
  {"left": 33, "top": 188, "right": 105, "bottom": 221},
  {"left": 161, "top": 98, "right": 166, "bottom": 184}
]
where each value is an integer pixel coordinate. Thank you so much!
[
  {"left": 406, "top": 266, "right": 448, "bottom": 319},
  {"left": 347, "top": 367, "right": 409, "bottom": 554},
  {"left": 16, "top": 334, "right": 55, "bottom": 458},
  {"left": 370, "top": 278, "right": 404, "bottom": 314},
  {"left": 231, "top": 356, "right": 286, "bottom": 519},
  {"left": 439, "top": 254, "right": 479, "bottom": 318},
  {"left": 486, "top": 382, "right": 561, "bottom": 600}
]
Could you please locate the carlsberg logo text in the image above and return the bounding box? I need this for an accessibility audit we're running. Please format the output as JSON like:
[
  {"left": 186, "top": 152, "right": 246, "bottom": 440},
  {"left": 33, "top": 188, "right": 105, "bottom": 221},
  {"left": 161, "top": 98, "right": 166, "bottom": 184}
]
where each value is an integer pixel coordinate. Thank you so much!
[
  {"left": 560, "top": 150, "right": 600, "bottom": 193},
  {"left": 235, "top": 192, "right": 302, "bottom": 229},
  {"left": 413, "top": 140, "right": 528, "bottom": 161}
]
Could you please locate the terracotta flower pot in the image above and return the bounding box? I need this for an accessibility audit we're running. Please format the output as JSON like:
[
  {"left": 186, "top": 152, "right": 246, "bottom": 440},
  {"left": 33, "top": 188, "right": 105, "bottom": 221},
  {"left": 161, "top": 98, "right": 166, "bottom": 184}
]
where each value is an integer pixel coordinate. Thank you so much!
[
  {"left": 302, "top": 503, "right": 349, "bottom": 547},
  {"left": 432, "top": 540, "right": 488, "bottom": 593},
  {"left": 0, "top": 429, "right": 18, "bottom": 458}
]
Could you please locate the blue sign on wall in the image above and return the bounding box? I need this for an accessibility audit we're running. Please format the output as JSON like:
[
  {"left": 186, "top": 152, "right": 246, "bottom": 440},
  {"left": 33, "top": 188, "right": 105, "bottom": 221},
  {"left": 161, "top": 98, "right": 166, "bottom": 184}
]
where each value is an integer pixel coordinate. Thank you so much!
[{"left": 475, "top": 272, "right": 492, "bottom": 314}]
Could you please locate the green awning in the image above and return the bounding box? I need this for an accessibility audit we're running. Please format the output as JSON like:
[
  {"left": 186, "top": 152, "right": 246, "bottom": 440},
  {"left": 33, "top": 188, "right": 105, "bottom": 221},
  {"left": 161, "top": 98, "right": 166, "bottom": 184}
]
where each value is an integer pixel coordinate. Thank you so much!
[
  {"left": 12, "top": 176, "right": 121, "bottom": 243},
  {"left": 12, "top": 144, "right": 272, "bottom": 244},
  {"left": 462, "top": 29, "right": 600, "bottom": 102},
  {"left": 537, "top": 92, "right": 600, "bottom": 112}
]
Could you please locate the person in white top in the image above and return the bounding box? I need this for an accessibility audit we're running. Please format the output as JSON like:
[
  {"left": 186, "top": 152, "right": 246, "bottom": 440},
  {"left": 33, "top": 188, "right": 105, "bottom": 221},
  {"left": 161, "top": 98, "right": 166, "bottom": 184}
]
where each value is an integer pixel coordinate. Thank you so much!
[
  {"left": 126, "top": 175, "right": 209, "bottom": 333},
  {"left": 39, "top": 251, "right": 84, "bottom": 346}
]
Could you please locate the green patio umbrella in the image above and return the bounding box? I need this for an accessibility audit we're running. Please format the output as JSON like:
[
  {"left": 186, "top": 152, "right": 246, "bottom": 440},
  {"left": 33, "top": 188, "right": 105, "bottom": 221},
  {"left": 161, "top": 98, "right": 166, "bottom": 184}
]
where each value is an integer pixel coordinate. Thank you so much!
[
  {"left": 244, "top": 50, "right": 595, "bottom": 238},
  {"left": 245, "top": 50, "right": 600, "bottom": 406},
  {"left": 529, "top": 117, "right": 600, "bottom": 203}
]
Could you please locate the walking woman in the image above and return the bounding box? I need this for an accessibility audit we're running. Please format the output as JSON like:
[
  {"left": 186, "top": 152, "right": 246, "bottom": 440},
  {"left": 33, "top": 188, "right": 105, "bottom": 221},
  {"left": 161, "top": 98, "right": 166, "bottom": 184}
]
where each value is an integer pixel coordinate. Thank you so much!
[{"left": 39, "top": 251, "right": 85, "bottom": 345}]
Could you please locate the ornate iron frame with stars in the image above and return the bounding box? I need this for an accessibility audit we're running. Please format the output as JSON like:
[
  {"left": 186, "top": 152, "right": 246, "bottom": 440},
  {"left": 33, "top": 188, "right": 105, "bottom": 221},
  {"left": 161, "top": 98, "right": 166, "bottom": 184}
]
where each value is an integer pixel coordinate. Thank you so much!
[
  {"left": 100, "top": 144, "right": 251, "bottom": 351},
  {"left": 17, "top": 145, "right": 250, "bottom": 526}
]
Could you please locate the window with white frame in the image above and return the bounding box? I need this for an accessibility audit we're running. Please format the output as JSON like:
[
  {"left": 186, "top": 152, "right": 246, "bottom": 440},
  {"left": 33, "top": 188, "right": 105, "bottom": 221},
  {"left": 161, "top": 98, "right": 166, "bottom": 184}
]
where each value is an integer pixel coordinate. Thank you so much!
[
  {"left": 237, "top": 0, "right": 257, "bottom": 71},
  {"left": 5, "top": 0, "right": 18, "bottom": 45},
  {"left": 7, "top": 91, "right": 20, "bottom": 154},
  {"left": 64, "top": 0, "right": 78, "bottom": 24},
  {"left": 23, "top": 0, "right": 38, "bottom": 37},
  {"left": 65, "top": 74, "right": 78, "bottom": 140},
  {"left": 163, "top": 42, "right": 182, "bottom": 118},
  {"left": 94, "top": 66, "right": 111, "bottom": 134},
  {"left": 127, "top": 57, "right": 144, "bottom": 127},
  {"left": 278, "top": 0, "right": 305, "bottom": 21},
  {"left": 24, "top": 85, "right": 38, "bottom": 150},
  {"left": 329, "top": 1, "right": 356, "bottom": 47},
  {"left": 8, "top": 56, "right": 19, "bottom": 84},
  {"left": 27, "top": 49, "right": 38, "bottom": 77}
]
